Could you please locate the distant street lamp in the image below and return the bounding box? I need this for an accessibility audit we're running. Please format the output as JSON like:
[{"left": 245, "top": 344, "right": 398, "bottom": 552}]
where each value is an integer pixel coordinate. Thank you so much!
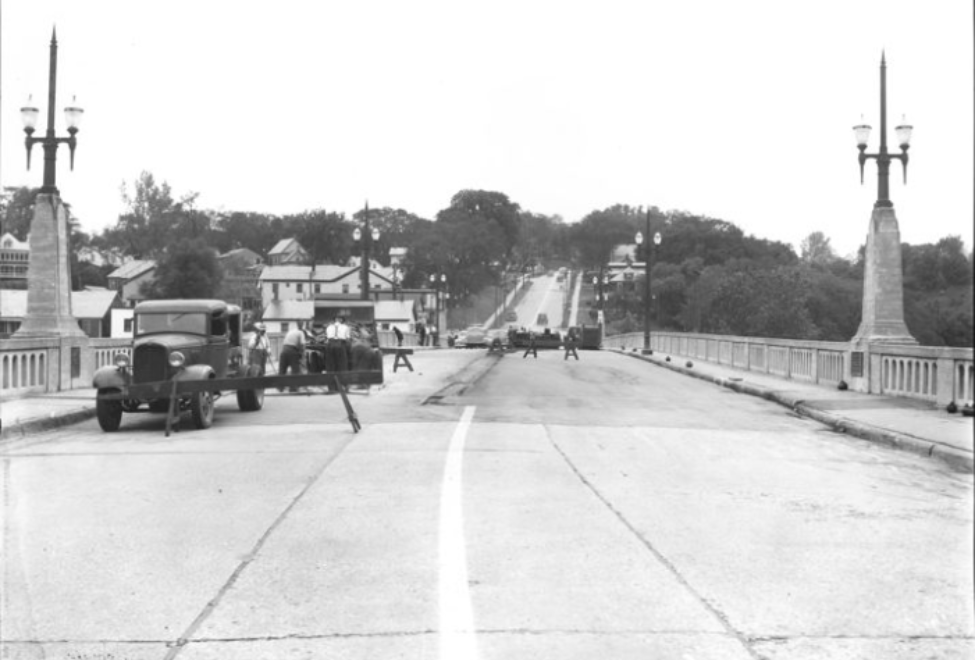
[
  {"left": 21, "top": 29, "right": 84, "bottom": 194},
  {"left": 353, "top": 201, "right": 379, "bottom": 301},
  {"left": 591, "top": 272, "right": 609, "bottom": 309},
  {"left": 854, "top": 52, "right": 913, "bottom": 208},
  {"left": 635, "top": 212, "right": 662, "bottom": 355},
  {"left": 429, "top": 273, "right": 447, "bottom": 345}
]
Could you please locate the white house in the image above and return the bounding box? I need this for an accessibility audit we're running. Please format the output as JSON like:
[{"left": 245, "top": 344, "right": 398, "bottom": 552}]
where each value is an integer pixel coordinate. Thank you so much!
[{"left": 258, "top": 263, "right": 396, "bottom": 309}]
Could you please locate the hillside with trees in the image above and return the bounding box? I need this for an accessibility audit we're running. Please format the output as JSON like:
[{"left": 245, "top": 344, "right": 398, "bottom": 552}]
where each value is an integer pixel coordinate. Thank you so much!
[{"left": 2, "top": 176, "right": 971, "bottom": 347}]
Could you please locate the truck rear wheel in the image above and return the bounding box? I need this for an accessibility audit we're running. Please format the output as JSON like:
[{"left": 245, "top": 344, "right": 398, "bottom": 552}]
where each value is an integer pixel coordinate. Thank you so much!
[
  {"left": 97, "top": 389, "right": 123, "bottom": 432},
  {"left": 237, "top": 364, "right": 265, "bottom": 411}
]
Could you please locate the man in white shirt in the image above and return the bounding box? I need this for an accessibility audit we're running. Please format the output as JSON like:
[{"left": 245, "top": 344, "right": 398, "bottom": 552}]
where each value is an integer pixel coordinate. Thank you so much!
[
  {"left": 247, "top": 322, "right": 271, "bottom": 374},
  {"left": 325, "top": 315, "right": 351, "bottom": 374}
]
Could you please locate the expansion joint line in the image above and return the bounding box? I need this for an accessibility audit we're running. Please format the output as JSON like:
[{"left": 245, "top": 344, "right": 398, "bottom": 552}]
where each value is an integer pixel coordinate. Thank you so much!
[
  {"left": 545, "top": 428, "right": 763, "bottom": 660},
  {"left": 162, "top": 434, "right": 358, "bottom": 659}
]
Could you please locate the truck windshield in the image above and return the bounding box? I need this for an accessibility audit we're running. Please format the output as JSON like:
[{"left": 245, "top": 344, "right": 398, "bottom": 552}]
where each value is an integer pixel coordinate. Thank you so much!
[{"left": 136, "top": 312, "right": 208, "bottom": 336}]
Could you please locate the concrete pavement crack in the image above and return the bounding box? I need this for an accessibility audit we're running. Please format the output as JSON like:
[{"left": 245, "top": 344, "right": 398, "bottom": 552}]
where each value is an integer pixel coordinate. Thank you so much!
[
  {"left": 162, "top": 433, "right": 359, "bottom": 659},
  {"left": 546, "top": 428, "right": 764, "bottom": 660}
]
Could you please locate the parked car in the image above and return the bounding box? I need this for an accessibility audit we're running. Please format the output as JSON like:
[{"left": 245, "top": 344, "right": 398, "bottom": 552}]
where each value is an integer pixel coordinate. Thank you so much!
[
  {"left": 92, "top": 299, "right": 265, "bottom": 432},
  {"left": 456, "top": 325, "right": 489, "bottom": 348}
]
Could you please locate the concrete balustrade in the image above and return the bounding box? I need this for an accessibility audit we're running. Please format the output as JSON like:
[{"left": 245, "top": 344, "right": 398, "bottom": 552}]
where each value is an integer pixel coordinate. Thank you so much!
[{"left": 602, "top": 330, "right": 973, "bottom": 407}]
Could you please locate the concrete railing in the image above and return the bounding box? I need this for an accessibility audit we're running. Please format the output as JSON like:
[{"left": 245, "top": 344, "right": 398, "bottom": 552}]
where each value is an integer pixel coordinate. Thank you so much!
[
  {"left": 602, "top": 330, "right": 974, "bottom": 407},
  {"left": 1, "top": 336, "right": 131, "bottom": 399}
]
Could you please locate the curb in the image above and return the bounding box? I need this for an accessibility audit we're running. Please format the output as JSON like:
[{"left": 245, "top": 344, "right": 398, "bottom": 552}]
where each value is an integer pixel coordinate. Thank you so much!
[
  {"left": 619, "top": 350, "right": 974, "bottom": 474},
  {"left": 1, "top": 407, "right": 97, "bottom": 441}
]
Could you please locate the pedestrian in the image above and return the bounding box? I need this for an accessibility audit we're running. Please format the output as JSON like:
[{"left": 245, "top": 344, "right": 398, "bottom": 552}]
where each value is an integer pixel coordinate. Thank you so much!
[
  {"left": 325, "top": 314, "right": 351, "bottom": 372},
  {"left": 393, "top": 325, "right": 404, "bottom": 347},
  {"left": 564, "top": 328, "right": 580, "bottom": 361},
  {"left": 279, "top": 323, "right": 306, "bottom": 392},
  {"left": 247, "top": 322, "right": 271, "bottom": 375},
  {"left": 417, "top": 321, "right": 427, "bottom": 347},
  {"left": 522, "top": 331, "right": 538, "bottom": 359}
]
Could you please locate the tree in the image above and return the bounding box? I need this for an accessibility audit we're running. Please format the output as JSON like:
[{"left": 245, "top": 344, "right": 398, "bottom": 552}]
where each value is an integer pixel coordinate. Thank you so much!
[
  {"left": 142, "top": 238, "right": 223, "bottom": 299},
  {"left": 0, "top": 186, "right": 38, "bottom": 240},
  {"left": 101, "top": 172, "right": 200, "bottom": 259},
  {"left": 446, "top": 190, "right": 522, "bottom": 260},
  {"left": 799, "top": 231, "right": 836, "bottom": 267}
]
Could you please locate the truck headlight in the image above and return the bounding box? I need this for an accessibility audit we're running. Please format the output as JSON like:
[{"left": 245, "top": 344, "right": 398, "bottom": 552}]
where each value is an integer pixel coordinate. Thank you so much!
[
  {"left": 114, "top": 353, "right": 131, "bottom": 368},
  {"left": 169, "top": 351, "right": 186, "bottom": 368}
]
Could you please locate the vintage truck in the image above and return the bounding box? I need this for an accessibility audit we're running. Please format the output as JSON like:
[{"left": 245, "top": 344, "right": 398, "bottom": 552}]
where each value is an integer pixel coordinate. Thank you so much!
[{"left": 93, "top": 299, "right": 265, "bottom": 432}]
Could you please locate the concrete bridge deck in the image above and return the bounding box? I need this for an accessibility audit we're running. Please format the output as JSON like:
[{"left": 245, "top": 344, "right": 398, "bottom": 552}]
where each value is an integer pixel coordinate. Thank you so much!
[{"left": 1, "top": 346, "right": 972, "bottom": 472}]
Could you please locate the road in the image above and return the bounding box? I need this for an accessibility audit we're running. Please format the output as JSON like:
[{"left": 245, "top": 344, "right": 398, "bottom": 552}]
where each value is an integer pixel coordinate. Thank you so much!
[
  {"left": 513, "top": 273, "right": 571, "bottom": 331},
  {"left": 1, "top": 349, "right": 972, "bottom": 659}
]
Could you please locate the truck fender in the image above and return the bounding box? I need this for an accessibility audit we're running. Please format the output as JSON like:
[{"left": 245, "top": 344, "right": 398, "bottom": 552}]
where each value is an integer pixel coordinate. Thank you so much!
[
  {"left": 93, "top": 365, "right": 129, "bottom": 391},
  {"left": 176, "top": 364, "right": 216, "bottom": 383}
]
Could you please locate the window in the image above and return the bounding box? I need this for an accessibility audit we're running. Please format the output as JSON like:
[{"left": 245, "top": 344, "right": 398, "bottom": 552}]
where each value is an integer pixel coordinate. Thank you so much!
[
  {"left": 342, "top": 284, "right": 349, "bottom": 294},
  {"left": 123, "top": 318, "right": 133, "bottom": 332},
  {"left": 281, "top": 322, "right": 289, "bottom": 333},
  {"left": 315, "top": 284, "right": 321, "bottom": 294},
  {"left": 272, "top": 283, "right": 279, "bottom": 299},
  {"left": 297, "top": 283, "right": 303, "bottom": 294}
]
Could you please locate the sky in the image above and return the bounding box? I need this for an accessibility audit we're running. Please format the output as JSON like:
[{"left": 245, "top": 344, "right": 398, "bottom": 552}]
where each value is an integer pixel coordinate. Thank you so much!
[{"left": 2, "top": 0, "right": 972, "bottom": 259}]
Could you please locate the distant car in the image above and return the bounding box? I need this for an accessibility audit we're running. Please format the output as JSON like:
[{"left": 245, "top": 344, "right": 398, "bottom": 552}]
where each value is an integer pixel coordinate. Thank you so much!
[
  {"left": 457, "top": 325, "right": 488, "bottom": 348},
  {"left": 504, "top": 310, "right": 518, "bottom": 322},
  {"left": 537, "top": 313, "right": 549, "bottom": 326}
]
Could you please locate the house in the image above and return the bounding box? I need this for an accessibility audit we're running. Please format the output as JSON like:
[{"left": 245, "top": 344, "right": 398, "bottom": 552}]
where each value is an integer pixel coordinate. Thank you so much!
[
  {"left": 0, "top": 288, "right": 122, "bottom": 338},
  {"left": 260, "top": 299, "right": 315, "bottom": 334},
  {"left": 217, "top": 248, "right": 263, "bottom": 313},
  {"left": 106, "top": 260, "right": 157, "bottom": 307},
  {"left": 375, "top": 299, "right": 416, "bottom": 333},
  {"left": 258, "top": 263, "right": 396, "bottom": 309},
  {"left": 0, "top": 232, "right": 30, "bottom": 289},
  {"left": 267, "top": 238, "right": 309, "bottom": 266}
]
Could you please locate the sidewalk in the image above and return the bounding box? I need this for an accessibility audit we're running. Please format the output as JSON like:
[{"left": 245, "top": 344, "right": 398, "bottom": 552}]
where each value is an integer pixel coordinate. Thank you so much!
[{"left": 617, "top": 348, "right": 974, "bottom": 473}]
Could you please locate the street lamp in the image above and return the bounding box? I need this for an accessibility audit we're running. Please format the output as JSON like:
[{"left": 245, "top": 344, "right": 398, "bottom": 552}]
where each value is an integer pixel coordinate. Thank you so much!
[
  {"left": 854, "top": 52, "right": 913, "bottom": 208},
  {"left": 353, "top": 201, "right": 380, "bottom": 301},
  {"left": 635, "top": 213, "right": 662, "bottom": 355},
  {"left": 21, "top": 29, "right": 84, "bottom": 194},
  {"left": 429, "top": 273, "right": 447, "bottom": 345}
]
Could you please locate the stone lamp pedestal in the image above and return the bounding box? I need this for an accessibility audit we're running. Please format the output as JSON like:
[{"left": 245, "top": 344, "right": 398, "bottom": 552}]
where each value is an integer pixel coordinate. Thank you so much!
[{"left": 12, "top": 193, "right": 86, "bottom": 339}]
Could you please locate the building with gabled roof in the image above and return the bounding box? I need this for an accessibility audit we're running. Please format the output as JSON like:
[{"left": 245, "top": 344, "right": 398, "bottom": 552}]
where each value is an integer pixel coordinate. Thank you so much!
[
  {"left": 106, "top": 260, "right": 157, "bottom": 307},
  {"left": 258, "top": 263, "right": 396, "bottom": 309},
  {"left": 267, "top": 238, "right": 309, "bottom": 266},
  {"left": 0, "top": 287, "right": 123, "bottom": 338}
]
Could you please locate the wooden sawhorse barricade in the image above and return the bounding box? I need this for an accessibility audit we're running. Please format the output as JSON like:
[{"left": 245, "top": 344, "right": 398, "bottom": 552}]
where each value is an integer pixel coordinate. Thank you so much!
[{"left": 381, "top": 347, "right": 415, "bottom": 372}]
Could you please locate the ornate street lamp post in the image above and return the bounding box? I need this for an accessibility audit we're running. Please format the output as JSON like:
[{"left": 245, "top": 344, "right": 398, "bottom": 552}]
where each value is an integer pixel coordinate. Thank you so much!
[
  {"left": 850, "top": 53, "right": 917, "bottom": 346},
  {"left": 853, "top": 53, "right": 913, "bottom": 208},
  {"left": 428, "top": 273, "right": 446, "bottom": 344},
  {"left": 635, "top": 212, "right": 662, "bottom": 355},
  {"left": 14, "top": 29, "right": 87, "bottom": 342},
  {"left": 21, "top": 29, "right": 84, "bottom": 195},
  {"left": 353, "top": 202, "right": 379, "bottom": 301}
]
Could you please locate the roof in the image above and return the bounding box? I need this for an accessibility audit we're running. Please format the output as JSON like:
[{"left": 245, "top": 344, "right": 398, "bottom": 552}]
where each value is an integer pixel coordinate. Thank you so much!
[
  {"left": 1, "top": 232, "right": 29, "bottom": 250},
  {"left": 107, "top": 260, "right": 156, "bottom": 280},
  {"left": 71, "top": 290, "right": 120, "bottom": 318},
  {"left": 134, "top": 299, "right": 229, "bottom": 314},
  {"left": 259, "top": 264, "right": 394, "bottom": 284},
  {"left": 375, "top": 300, "right": 415, "bottom": 321},
  {"left": 262, "top": 299, "right": 315, "bottom": 321},
  {"left": 268, "top": 238, "right": 302, "bottom": 255},
  {"left": 1, "top": 289, "right": 118, "bottom": 319}
]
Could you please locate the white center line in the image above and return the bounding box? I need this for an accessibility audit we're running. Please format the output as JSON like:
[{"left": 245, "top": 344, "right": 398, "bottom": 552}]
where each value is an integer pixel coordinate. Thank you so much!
[{"left": 439, "top": 405, "right": 478, "bottom": 660}]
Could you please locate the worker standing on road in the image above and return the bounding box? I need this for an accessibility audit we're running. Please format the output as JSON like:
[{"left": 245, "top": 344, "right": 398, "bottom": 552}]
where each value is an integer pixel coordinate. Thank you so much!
[
  {"left": 564, "top": 328, "right": 580, "bottom": 361},
  {"left": 247, "top": 322, "right": 271, "bottom": 374},
  {"left": 279, "top": 323, "right": 306, "bottom": 392},
  {"left": 325, "top": 314, "right": 351, "bottom": 373},
  {"left": 522, "top": 331, "right": 538, "bottom": 359}
]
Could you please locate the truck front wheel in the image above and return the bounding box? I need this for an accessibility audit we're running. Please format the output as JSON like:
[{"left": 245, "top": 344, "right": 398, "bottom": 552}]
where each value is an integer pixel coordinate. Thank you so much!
[
  {"left": 190, "top": 389, "right": 214, "bottom": 429},
  {"left": 97, "top": 389, "right": 123, "bottom": 432}
]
